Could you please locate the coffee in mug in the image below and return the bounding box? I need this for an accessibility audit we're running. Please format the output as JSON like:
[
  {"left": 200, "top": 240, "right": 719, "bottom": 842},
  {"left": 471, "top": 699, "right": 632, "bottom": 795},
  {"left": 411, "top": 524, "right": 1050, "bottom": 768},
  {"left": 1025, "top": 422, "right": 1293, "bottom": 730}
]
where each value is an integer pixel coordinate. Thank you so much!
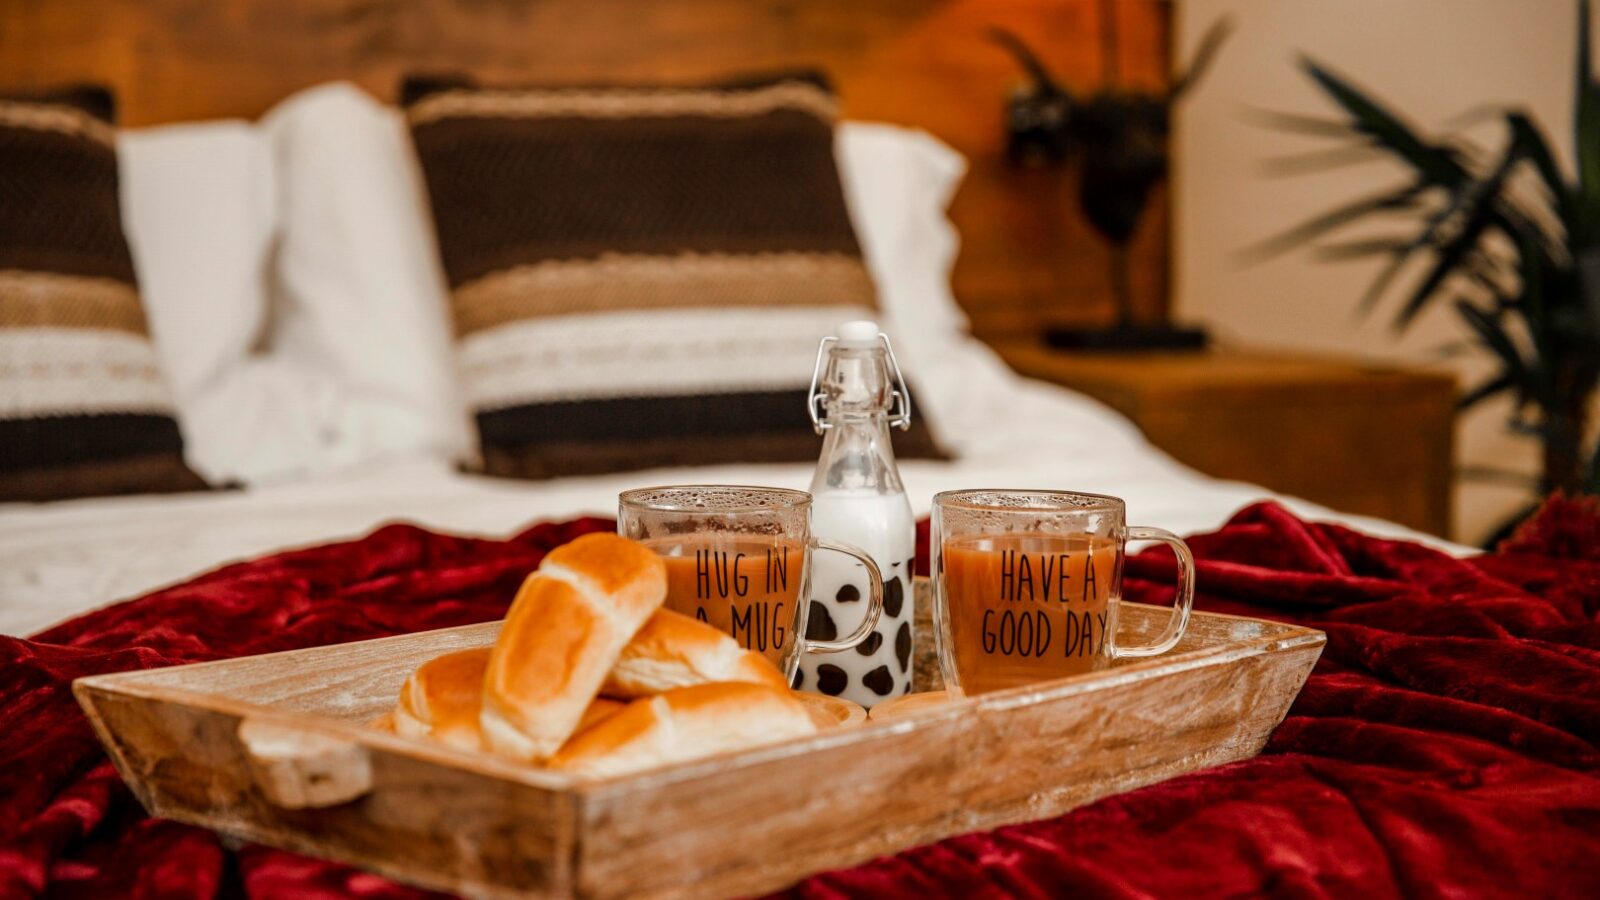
[
  {"left": 619, "top": 486, "right": 886, "bottom": 682},
  {"left": 932, "top": 490, "right": 1195, "bottom": 696},
  {"left": 647, "top": 536, "right": 804, "bottom": 664}
]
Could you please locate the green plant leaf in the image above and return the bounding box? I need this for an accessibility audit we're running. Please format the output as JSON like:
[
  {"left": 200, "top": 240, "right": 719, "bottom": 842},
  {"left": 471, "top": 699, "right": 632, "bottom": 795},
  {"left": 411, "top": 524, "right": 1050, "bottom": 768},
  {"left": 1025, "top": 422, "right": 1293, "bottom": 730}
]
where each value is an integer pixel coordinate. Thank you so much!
[
  {"left": 1349, "top": 131, "right": 1536, "bottom": 322},
  {"left": 1259, "top": 142, "right": 1390, "bottom": 177},
  {"left": 1507, "top": 112, "right": 1570, "bottom": 203},
  {"left": 1395, "top": 132, "right": 1528, "bottom": 328},
  {"left": 1240, "top": 182, "right": 1425, "bottom": 261},
  {"left": 1396, "top": 224, "right": 1494, "bottom": 329},
  {"left": 1517, "top": 230, "right": 1553, "bottom": 364},
  {"left": 1312, "top": 237, "right": 1413, "bottom": 261},
  {"left": 1457, "top": 372, "right": 1518, "bottom": 410},
  {"left": 1454, "top": 298, "right": 1529, "bottom": 386},
  {"left": 1302, "top": 58, "right": 1468, "bottom": 188},
  {"left": 1462, "top": 250, "right": 1514, "bottom": 298},
  {"left": 1242, "top": 106, "right": 1355, "bottom": 137},
  {"left": 1505, "top": 111, "right": 1580, "bottom": 242},
  {"left": 1171, "top": 16, "right": 1235, "bottom": 100},
  {"left": 1362, "top": 178, "right": 1501, "bottom": 319},
  {"left": 1576, "top": 0, "right": 1600, "bottom": 240}
]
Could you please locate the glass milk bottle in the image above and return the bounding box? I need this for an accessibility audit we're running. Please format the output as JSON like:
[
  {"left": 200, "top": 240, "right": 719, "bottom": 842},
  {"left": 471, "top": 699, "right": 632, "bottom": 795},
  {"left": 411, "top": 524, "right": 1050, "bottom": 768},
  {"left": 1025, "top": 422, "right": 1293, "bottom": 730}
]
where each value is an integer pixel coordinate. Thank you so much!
[{"left": 798, "top": 320, "right": 917, "bottom": 707}]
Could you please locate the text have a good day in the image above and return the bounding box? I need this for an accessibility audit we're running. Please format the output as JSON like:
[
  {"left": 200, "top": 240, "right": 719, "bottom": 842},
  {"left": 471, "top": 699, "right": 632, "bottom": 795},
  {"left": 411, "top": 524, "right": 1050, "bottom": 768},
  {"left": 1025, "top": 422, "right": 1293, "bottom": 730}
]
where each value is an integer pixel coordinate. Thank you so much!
[{"left": 980, "top": 547, "right": 1111, "bottom": 661}]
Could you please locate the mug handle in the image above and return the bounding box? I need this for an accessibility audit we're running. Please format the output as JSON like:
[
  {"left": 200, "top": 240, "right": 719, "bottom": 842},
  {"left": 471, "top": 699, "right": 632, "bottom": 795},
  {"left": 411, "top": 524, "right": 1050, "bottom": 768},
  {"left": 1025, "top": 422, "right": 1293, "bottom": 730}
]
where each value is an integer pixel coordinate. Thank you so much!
[
  {"left": 1111, "top": 526, "right": 1195, "bottom": 659},
  {"left": 801, "top": 538, "right": 885, "bottom": 653}
]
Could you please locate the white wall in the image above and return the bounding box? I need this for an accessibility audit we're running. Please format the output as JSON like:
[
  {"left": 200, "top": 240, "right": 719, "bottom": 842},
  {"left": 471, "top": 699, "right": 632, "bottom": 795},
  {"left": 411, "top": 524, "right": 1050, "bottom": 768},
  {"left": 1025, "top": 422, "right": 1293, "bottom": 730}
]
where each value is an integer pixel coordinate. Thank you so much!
[{"left": 1173, "top": 0, "right": 1592, "bottom": 544}]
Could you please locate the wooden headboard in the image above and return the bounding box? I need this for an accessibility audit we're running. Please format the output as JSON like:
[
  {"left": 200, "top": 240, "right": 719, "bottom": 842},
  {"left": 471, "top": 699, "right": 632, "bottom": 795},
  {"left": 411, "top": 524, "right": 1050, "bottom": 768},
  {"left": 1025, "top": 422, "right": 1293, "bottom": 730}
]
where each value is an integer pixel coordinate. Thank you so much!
[{"left": 0, "top": 0, "right": 1170, "bottom": 340}]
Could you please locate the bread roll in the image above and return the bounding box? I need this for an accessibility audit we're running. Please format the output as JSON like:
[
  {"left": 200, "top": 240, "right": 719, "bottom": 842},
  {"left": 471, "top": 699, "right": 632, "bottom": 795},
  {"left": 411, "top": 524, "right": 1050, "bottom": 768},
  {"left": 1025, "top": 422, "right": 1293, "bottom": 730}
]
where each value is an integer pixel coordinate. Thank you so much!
[
  {"left": 481, "top": 533, "right": 667, "bottom": 760},
  {"left": 393, "top": 647, "right": 491, "bottom": 751},
  {"left": 603, "top": 609, "right": 789, "bottom": 698},
  {"left": 550, "top": 682, "right": 817, "bottom": 779},
  {"left": 391, "top": 647, "right": 626, "bottom": 753},
  {"left": 577, "top": 696, "right": 626, "bottom": 731}
]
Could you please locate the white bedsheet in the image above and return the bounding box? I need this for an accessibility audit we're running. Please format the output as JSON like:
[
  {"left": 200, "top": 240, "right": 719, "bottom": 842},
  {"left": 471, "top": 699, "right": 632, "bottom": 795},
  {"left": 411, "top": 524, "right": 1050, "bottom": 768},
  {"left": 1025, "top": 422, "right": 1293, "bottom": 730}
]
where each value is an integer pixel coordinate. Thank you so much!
[{"left": 0, "top": 339, "right": 1459, "bottom": 637}]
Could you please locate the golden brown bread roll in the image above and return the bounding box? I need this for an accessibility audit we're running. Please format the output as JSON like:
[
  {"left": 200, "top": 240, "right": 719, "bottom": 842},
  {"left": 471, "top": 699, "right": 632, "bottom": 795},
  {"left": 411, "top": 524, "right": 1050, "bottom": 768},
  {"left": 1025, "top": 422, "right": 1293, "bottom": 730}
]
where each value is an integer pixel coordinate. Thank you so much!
[
  {"left": 576, "top": 696, "right": 626, "bottom": 731},
  {"left": 389, "top": 648, "right": 626, "bottom": 752},
  {"left": 549, "top": 682, "right": 818, "bottom": 779},
  {"left": 481, "top": 533, "right": 667, "bottom": 760},
  {"left": 394, "top": 647, "right": 491, "bottom": 751},
  {"left": 603, "top": 609, "right": 789, "bottom": 698}
]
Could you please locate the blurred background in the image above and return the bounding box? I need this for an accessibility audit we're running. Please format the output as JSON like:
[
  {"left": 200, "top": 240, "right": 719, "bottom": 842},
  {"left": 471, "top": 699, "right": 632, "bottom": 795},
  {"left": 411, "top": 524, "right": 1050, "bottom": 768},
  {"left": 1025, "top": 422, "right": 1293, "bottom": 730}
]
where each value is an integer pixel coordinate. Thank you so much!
[
  {"left": 4, "top": 0, "right": 1595, "bottom": 548},
  {"left": 1175, "top": 0, "right": 1586, "bottom": 546}
]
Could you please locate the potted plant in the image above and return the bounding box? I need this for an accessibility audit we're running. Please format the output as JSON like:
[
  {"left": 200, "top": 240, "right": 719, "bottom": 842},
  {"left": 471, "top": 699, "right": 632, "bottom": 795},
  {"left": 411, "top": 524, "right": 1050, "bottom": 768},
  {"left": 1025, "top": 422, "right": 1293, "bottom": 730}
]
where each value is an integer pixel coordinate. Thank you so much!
[{"left": 1260, "top": 0, "right": 1600, "bottom": 523}]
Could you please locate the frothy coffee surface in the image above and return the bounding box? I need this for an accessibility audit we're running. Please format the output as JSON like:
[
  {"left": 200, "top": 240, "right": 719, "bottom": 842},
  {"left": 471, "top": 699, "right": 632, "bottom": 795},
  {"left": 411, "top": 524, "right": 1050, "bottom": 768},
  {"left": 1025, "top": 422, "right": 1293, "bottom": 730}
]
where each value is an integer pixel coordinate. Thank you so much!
[{"left": 942, "top": 533, "right": 1121, "bottom": 694}]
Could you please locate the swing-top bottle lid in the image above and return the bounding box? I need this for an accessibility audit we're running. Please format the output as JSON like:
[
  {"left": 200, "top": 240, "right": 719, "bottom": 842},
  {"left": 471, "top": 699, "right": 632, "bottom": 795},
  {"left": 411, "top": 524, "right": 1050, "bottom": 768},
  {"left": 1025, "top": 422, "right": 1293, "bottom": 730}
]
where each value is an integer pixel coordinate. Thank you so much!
[
  {"left": 807, "top": 320, "right": 913, "bottom": 432},
  {"left": 835, "top": 319, "right": 881, "bottom": 345}
]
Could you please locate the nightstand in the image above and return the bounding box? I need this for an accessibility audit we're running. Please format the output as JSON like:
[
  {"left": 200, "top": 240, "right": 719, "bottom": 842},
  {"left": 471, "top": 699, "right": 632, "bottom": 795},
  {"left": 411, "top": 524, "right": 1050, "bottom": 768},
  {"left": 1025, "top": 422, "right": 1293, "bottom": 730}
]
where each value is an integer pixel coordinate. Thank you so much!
[{"left": 992, "top": 343, "right": 1458, "bottom": 537}]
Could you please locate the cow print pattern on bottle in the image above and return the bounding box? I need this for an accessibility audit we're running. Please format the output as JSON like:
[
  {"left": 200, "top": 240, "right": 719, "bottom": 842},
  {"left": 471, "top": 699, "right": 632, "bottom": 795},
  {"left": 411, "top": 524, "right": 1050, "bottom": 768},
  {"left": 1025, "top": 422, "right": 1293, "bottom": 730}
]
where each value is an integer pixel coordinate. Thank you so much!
[
  {"left": 862, "top": 665, "right": 895, "bottom": 696},
  {"left": 798, "top": 551, "right": 917, "bottom": 708},
  {"left": 804, "top": 602, "right": 837, "bottom": 641},
  {"left": 883, "top": 577, "right": 904, "bottom": 618},
  {"left": 816, "top": 663, "right": 848, "bottom": 696}
]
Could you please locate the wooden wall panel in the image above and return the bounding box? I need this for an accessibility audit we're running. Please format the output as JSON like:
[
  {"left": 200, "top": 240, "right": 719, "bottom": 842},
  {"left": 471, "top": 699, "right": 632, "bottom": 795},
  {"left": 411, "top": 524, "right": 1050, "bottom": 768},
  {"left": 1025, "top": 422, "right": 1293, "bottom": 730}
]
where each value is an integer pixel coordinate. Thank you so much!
[{"left": 0, "top": 0, "right": 1171, "bottom": 339}]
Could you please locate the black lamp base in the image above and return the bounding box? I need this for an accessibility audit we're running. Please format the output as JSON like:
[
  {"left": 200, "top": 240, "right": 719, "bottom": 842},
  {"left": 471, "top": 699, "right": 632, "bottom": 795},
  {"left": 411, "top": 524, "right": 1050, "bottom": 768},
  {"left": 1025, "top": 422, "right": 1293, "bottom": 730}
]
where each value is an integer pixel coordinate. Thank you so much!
[{"left": 1043, "top": 324, "right": 1210, "bottom": 353}]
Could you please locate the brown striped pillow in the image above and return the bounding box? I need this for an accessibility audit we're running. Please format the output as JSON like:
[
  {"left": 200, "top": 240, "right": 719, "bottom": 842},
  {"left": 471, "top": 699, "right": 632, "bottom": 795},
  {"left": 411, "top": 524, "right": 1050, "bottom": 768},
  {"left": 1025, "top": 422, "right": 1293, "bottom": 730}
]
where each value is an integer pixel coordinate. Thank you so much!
[
  {"left": 0, "top": 87, "right": 205, "bottom": 501},
  {"left": 403, "top": 72, "right": 944, "bottom": 479}
]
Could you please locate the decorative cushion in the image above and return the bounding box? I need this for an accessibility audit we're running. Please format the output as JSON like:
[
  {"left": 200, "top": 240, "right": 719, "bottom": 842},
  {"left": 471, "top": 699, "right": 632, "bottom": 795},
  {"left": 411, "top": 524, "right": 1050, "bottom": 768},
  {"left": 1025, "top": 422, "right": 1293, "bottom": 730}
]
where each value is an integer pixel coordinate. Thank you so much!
[
  {"left": 0, "top": 87, "right": 204, "bottom": 501},
  {"left": 404, "top": 72, "right": 945, "bottom": 478}
]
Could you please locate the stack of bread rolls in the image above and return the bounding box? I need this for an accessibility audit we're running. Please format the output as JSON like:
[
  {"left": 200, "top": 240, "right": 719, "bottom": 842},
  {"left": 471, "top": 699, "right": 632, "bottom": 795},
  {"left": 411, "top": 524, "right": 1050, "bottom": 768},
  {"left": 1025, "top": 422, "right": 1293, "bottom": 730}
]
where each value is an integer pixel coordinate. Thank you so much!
[{"left": 381, "top": 533, "right": 816, "bottom": 778}]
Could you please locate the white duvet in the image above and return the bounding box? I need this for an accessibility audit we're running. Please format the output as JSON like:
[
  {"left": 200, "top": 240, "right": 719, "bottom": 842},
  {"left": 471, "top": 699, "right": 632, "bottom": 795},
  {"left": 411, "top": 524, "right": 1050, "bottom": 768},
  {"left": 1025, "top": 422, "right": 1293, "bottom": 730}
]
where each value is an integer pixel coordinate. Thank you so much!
[{"left": 0, "top": 338, "right": 1458, "bottom": 637}]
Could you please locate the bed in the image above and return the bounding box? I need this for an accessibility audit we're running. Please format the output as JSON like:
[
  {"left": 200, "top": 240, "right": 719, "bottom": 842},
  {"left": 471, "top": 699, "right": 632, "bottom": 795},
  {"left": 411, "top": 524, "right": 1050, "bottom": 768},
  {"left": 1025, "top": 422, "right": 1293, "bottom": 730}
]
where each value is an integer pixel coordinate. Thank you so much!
[
  {"left": 0, "top": 56, "right": 1456, "bottom": 638},
  {"left": 0, "top": 3, "right": 1453, "bottom": 637},
  {"left": 11, "top": 4, "right": 1591, "bottom": 899},
  {"left": 0, "top": 339, "right": 1453, "bottom": 637}
]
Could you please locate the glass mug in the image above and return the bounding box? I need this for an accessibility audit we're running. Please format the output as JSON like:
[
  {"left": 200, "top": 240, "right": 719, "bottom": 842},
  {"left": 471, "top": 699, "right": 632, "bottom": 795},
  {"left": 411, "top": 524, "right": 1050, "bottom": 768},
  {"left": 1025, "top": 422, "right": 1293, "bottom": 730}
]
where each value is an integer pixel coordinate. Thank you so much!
[
  {"left": 931, "top": 489, "right": 1195, "bottom": 696},
  {"left": 618, "top": 485, "right": 885, "bottom": 681}
]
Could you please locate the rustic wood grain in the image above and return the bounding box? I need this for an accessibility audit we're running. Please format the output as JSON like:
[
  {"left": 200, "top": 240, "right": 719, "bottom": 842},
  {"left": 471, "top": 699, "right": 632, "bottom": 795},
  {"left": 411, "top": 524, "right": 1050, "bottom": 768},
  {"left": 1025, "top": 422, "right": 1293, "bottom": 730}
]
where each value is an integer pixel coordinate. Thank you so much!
[
  {"left": 995, "top": 343, "right": 1459, "bottom": 536},
  {"left": 0, "top": 0, "right": 1172, "bottom": 339},
  {"left": 795, "top": 692, "right": 868, "bottom": 728},
  {"left": 75, "top": 593, "right": 1321, "bottom": 899},
  {"left": 238, "top": 718, "right": 374, "bottom": 809},
  {"left": 868, "top": 689, "right": 954, "bottom": 721}
]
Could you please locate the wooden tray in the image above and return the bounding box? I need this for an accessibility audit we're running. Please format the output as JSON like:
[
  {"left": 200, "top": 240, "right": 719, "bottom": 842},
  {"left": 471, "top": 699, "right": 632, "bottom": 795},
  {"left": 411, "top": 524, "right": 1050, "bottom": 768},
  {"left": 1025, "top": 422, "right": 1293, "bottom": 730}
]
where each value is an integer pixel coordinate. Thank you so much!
[{"left": 74, "top": 590, "right": 1323, "bottom": 899}]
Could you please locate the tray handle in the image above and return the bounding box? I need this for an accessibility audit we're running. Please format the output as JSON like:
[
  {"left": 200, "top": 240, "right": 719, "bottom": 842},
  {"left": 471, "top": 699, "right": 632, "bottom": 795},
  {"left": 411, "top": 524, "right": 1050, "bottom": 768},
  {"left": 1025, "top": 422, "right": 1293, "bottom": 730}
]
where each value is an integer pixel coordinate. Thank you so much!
[{"left": 238, "top": 718, "right": 373, "bottom": 809}]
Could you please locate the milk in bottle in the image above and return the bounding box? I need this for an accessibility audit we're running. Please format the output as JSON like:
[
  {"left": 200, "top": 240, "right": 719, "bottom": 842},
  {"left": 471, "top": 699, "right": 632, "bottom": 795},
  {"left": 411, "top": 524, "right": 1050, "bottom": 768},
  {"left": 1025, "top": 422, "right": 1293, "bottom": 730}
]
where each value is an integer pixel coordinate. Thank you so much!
[{"left": 799, "top": 321, "right": 917, "bottom": 706}]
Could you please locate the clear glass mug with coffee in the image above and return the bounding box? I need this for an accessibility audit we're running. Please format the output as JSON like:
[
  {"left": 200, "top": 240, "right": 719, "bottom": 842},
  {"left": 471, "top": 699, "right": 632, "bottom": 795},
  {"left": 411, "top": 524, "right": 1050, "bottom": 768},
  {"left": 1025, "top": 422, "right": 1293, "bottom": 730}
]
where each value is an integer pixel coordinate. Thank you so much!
[
  {"left": 931, "top": 489, "right": 1196, "bottom": 696},
  {"left": 619, "top": 485, "right": 885, "bottom": 685}
]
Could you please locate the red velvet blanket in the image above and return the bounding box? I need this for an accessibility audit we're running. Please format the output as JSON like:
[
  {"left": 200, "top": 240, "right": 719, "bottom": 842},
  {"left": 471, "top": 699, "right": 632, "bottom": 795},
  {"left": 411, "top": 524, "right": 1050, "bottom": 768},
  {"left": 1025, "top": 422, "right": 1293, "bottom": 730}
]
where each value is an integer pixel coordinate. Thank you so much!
[{"left": 2, "top": 500, "right": 1597, "bottom": 899}]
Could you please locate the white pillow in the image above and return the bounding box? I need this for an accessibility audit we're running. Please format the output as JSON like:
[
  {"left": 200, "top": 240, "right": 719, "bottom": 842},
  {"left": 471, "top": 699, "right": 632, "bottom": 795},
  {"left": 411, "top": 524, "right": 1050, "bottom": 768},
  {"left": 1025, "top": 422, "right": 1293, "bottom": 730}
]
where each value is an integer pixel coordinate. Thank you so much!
[
  {"left": 830, "top": 122, "right": 974, "bottom": 444},
  {"left": 119, "top": 121, "right": 347, "bottom": 485},
  {"left": 121, "top": 84, "right": 969, "bottom": 484},
  {"left": 354, "top": 113, "right": 972, "bottom": 354},
  {"left": 351, "top": 105, "right": 973, "bottom": 447},
  {"left": 120, "top": 85, "right": 474, "bottom": 487},
  {"left": 835, "top": 122, "right": 970, "bottom": 351},
  {"left": 259, "top": 85, "right": 475, "bottom": 475}
]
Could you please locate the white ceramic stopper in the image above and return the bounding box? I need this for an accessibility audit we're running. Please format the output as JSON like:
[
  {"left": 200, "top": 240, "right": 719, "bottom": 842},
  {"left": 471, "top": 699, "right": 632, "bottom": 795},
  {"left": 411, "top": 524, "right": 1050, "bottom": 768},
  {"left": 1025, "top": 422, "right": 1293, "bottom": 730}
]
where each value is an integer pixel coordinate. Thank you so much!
[{"left": 836, "top": 319, "right": 880, "bottom": 345}]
